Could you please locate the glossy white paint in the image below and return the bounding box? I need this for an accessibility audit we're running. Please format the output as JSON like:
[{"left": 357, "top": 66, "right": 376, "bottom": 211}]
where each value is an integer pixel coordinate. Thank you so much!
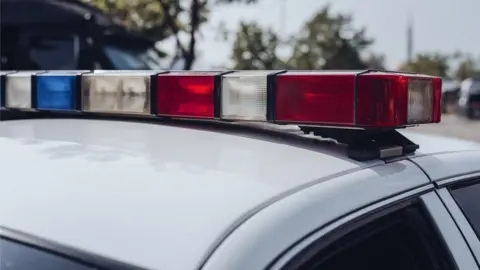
[
  {"left": 202, "top": 160, "right": 430, "bottom": 270},
  {"left": 0, "top": 119, "right": 381, "bottom": 270},
  {"left": 409, "top": 151, "right": 480, "bottom": 182},
  {"left": 1, "top": 118, "right": 478, "bottom": 270},
  {"left": 401, "top": 130, "right": 480, "bottom": 155}
]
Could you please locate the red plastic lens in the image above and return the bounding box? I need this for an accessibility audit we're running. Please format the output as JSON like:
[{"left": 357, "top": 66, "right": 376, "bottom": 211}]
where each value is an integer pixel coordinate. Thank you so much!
[
  {"left": 275, "top": 72, "right": 441, "bottom": 128},
  {"left": 356, "top": 74, "right": 441, "bottom": 126},
  {"left": 275, "top": 72, "right": 357, "bottom": 126},
  {"left": 157, "top": 75, "right": 216, "bottom": 118},
  {"left": 432, "top": 77, "right": 442, "bottom": 123},
  {"left": 355, "top": 74, "right": 408, "bottom": 127}
]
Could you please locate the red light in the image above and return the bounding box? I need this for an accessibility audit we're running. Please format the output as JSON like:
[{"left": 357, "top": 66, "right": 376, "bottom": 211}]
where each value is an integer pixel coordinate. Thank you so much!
[
  {"left": 275, "top": 72, "right": 357, "bottom": 126},
  {"left": 157, "top": 74, "right": 216, "bottom": 118},
  {"left": 432, "top": 77, "right": 442, "bottom": 123},
  {"left": 275, "top": 72, "right": 442, "bottom": 128},
  {"left": 355, "top": 74, "right": 408, "bottom": 127}
]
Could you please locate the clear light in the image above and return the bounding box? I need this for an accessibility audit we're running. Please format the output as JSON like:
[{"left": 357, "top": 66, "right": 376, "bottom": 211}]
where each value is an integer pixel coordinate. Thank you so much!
[
  {"left": 221, "top": 71, "right": 276, "bottom": 121},
  {"left": 5, "top": 71, "right": 42, "bottom": 109},
  {"left": 81, "top": 71, "right": 155, "bottom": 114},
  {"left": 407, "top": 78, "right": 434, "bottom": 123}
]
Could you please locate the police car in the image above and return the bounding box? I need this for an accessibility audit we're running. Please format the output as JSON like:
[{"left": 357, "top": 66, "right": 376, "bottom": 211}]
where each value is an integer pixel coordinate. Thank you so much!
[{"left": 1, "top": 70, "right": 480, "bottom": 270}]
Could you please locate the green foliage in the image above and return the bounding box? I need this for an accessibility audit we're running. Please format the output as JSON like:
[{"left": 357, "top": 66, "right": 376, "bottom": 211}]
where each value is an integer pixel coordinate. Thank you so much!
[
  {"left": 82, "top": 0, "right": 211, "bottom": 69},
  {"left": 398, "top": 53, "right": 451, "bottom": 77},
  {"left": 288, "top": 6, "right": 373, "bottom": 70},
  {"left": 215, "top": 0, "right": 259, "bottom": 3},
  {"left": 82, "top": 0, "right": 264, "bottom": 69},
  {"left": 398, "top": 52, "right": 480, "bottom": 80},
  {"left": 454, "top": 53, "right": 480, "bottom": 80},
  {"left": 230, "top": 22, "right": 286, "bottom": 69},
  {"left": 82, "top": 0, "right": 478, "bottom": 75},
  {"left": 229, "top": 5, "right": 384, "bottom": 70},
  {"left": 364, "top": 53, "right": 385, "bottom": 70},
  {"left": 84, "top": 0, "right": 213, "bottom": 39}
]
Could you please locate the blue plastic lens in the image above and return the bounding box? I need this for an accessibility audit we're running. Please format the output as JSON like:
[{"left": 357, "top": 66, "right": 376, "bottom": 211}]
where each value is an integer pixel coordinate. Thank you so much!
[{"left": 37, "top": 75, "right": 76, "bottom": 110}]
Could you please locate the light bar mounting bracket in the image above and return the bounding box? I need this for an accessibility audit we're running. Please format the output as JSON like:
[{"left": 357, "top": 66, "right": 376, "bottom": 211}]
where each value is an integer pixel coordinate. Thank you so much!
[{"left": 299, "top": 126, "right": 419, "bottom": 161}]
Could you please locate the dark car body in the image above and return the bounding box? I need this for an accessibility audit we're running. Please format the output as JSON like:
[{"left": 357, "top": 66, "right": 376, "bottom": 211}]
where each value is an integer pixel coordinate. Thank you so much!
[
  {"left": 441, "top": 80, "right": 460, "bottom": 113},
  {"left": 458, "top": 77, "right": 480, "bottom": 119},
  {"left": 0, "top": 0, "right": 164, "bottom": 71}
]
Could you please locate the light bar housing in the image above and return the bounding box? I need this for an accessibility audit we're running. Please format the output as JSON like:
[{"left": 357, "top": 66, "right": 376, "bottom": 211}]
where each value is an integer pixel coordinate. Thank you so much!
[{"left": 0, "top": 69, "right": 442, "bottom": 128}]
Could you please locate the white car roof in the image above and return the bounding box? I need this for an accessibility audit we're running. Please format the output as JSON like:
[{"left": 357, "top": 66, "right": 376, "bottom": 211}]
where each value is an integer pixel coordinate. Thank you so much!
[{"left": 1, "top": 119, "right": 479, "bottom": 269}]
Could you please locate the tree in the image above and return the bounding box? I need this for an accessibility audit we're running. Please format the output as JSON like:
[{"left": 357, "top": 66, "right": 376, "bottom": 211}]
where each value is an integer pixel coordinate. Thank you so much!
[
  {"left": 230, "top": 22, "right": 286, "bottom": 69},
  {"left": 82, "top": 0, "right": 184, "bottom": 40},
  {"left": 228, "top": 5, "right": 381, "bottom": 70},
  {"left": 215, "top": 0, "right": 259, "bottom": 3},
  {"left": 364, "top": 53, "right": 385, "bottom": 70},
  {"left": 397, "top": 53, "right": 450, "bottom": 77},
  {"left": 454, "top": 53, "right": 480, "bottom": 80},
  {"left": 287, "top": 6, "right": 375, "bottom": 70},
  {"left": 83, "top": 0, "right": 260, "bottom": 70}
]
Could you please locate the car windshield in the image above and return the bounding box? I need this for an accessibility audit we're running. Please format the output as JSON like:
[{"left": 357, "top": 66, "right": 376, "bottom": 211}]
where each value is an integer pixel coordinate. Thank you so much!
[{"left": 104, "top": 44, "right": 164, "bottom": 70}]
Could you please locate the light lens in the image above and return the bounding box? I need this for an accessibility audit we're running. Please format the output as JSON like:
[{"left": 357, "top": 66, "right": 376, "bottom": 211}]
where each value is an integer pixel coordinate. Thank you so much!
[
  {"left": 407, "top": 78, "right": 434, "bottom": 123},
  {"left": 355, "top": 74, "right": 408, "bottom": 127},
  {"left": 37, "top": 71, "right": 83, "bottom": 110},
  {"left": 276, "top": 71, "right": 441, "bottom": 128},
  {"left": 276, "top": 71, "right": 357, "bottom": 125},
  {"left": 221, "top": 71, "right": 274, "bottom": 121},
  {"left": 432, "top": 77, "right": 442, "bottom": 123},
  {"left": 5, "top": 71, "right": 39, "bottom": 109},
  {"left": 356, "top": 73, "right": 440, "bottom": 127},
  {"left": 157, "top": 72, "right": 221, "bottom": 118},
  {"left": 81, "top": 72, "right": 154, "bottom": 115}
]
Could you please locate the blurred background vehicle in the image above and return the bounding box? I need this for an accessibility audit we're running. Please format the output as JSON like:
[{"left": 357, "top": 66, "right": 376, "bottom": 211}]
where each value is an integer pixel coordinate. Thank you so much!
[
  {"left": 0, "top": 0, "right": 165, "bottom": 71},
  {"left": 458, "top": 77, "right": 480, "bottom": 119},
  {"left": 441, "top": 79, "right": 460, "bottom": 113}
]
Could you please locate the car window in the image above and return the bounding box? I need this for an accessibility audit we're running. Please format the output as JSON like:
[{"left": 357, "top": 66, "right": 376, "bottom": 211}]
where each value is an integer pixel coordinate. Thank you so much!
[
  {"left": 103, "top": 45, "right": 163, "bottom": 70},
  {"left": 282, "top": 202, "right": 453, "bottom": 270},
  {"left": 25, "top": 33, "right": 79, "bottom": 70},
  {"left": 450, "top": 180, "right": 480, "bottom": 239},
  {"left": 0, "top": 238, "right": 96, "bottom": 270}
]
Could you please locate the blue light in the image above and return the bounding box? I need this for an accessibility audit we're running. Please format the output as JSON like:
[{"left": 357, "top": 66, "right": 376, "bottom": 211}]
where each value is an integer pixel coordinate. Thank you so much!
[{"left": 37, "top": 75, "right": 76, "bottom": 110}]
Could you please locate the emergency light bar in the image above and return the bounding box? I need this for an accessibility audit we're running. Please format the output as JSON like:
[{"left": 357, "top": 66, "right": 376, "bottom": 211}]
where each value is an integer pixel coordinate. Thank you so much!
[{"left": 0, "top": 69, "right": 442, "bottom": 161}]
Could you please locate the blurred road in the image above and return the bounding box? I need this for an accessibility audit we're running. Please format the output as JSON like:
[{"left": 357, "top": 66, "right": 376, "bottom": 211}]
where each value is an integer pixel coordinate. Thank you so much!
[{"left": 410, "top": 114, "right": 480, "bottom": 142}]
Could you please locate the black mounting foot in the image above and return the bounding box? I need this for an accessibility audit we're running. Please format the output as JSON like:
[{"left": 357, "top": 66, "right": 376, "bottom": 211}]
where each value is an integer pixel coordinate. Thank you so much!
[{"left": 299, "top": 126, "right": 419, "bottom": 161}]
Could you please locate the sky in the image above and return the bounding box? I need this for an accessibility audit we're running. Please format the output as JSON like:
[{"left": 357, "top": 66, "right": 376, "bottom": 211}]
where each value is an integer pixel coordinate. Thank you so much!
[{"left": 161, "top": 0, "right": 480, "bottom": 70}]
